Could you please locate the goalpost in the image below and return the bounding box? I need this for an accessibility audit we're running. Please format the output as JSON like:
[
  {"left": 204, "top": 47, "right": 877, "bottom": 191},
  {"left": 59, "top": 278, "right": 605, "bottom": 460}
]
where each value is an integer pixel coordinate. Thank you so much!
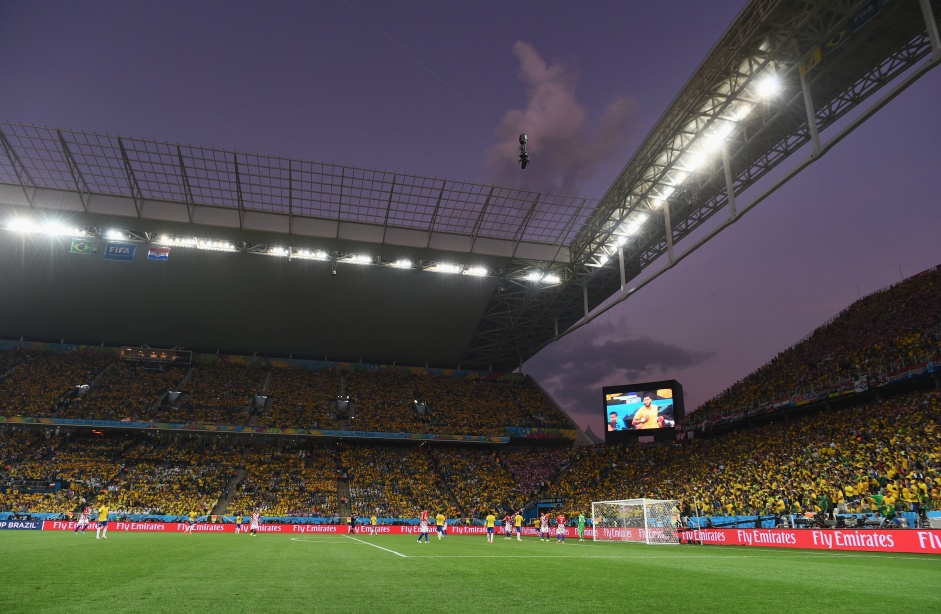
[{"left": 591, "top": 498, "right": 681, "bottom": 544}]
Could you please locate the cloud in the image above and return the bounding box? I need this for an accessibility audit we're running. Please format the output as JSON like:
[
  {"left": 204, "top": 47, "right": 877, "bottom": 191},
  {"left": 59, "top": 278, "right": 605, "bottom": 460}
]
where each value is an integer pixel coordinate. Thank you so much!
[
  {"left": 486, "top": 41, "right": 637, "bottom": 194},
  {"left": 525, "top": 324, "right": 714, "bottom": 430}
]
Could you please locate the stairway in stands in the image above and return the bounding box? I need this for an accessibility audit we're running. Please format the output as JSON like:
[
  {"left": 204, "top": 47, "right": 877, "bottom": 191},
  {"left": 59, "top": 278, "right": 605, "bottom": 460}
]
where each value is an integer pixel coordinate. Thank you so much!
[{"left": 211, "top": 468, "right": 246, "bottom": 515}]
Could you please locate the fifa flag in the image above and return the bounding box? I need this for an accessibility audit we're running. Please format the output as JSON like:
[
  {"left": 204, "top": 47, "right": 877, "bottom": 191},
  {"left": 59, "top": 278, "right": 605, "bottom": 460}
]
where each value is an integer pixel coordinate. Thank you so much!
[
  {"left": 103, "top": 242, "right": 137, "bottom": 262},
  {"left": 147, "top": 246, "right": 170, "bottom": 261},
  {"left": 69, "top": 240, "right": 95, "bottom": 254}
]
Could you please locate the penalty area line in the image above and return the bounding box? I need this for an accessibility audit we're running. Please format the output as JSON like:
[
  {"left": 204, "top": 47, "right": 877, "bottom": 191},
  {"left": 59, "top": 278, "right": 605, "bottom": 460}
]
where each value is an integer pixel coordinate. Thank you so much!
[{"left": 343, "top": 534, "right": 409, "bottom": 558}]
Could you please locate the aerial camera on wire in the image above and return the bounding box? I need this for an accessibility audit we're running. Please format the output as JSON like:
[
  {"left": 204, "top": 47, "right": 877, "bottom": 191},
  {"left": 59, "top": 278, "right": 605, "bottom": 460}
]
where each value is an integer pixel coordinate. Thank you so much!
[{"left": 518, "top": 134, "right": 530, "bottom": 169}]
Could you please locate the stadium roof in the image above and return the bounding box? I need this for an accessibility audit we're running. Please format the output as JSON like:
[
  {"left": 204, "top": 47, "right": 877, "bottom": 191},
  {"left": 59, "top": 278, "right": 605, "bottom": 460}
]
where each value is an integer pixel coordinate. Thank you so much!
[{"left": 1, "top": 0, "right": 938, "bottom": 371}]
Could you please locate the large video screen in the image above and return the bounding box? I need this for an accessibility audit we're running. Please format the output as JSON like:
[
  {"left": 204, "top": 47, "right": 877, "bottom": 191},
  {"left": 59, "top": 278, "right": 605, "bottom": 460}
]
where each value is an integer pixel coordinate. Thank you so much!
[{"left": 602, "top": 379, "right": 684, "bottom": 443}]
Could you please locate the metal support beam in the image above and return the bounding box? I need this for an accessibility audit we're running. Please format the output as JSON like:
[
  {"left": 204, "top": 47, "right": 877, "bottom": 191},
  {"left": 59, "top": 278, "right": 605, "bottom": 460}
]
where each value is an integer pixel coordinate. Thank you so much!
[
  {"left": 176, "top": 146, "right": 195, "bottom": 223},
  {"left": 118, "top": 138, "right": 144, "bottom": 218},
  {"left": 381, "top": 174, "right": 398, "bottom": 244},
  {"left": 288, "top": 160, "right": 293, "bottom": 235},
  {"left": 583, "top": 283, "right": 589, "bottom": 319},
  {"left": 618, "top": 245, "right": 626, "bottom": 291},
  {"left": 0, "top": 127, "right": 36, "bottom": 207},
  {"left": 233, "top": 153, "right": 244, "bottom": 231},
  {"left": 56, "top": 130, "right": 91, "bottom": 213},
  {"left": 920, "top": 0, "right": 941, "bottom": 57},
  {"left": 662, "top": 202, "right": 675, "bottom": 264},
  {"left": 722, "top": 144, "right": 737, "bottom": 220},
  {"left": 425, "top": 181, "right": 445, "bottom": 249},
  {"left": 799, "top": 68, "right": 822, "bottom": 155},
  {"left": 511, "top": 194, "right": 542, "bottom": 259},
  {"left": 469, "top": 186, "right": 494, "bottom": 253}
]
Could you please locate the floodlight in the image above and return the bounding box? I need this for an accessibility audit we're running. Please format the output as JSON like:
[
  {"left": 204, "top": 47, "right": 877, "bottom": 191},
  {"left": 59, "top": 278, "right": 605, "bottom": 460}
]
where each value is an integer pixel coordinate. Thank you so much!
[
  {"left": 6, "top": 218, "right": 37, "bottom": 232},
  {"left": 702, "top": 122, "right": 734, "bottom": 152},
  {"left": 683, "top": 151, "right": 706, "bottom": 172},
  {"left": 756, "top": 74, "right": 781, "bottom": 98},
  {"left": 732, "top": 102, "right": 753, "bottom": 121},
  {"left": 42, "top": 222, "right": 77, "bottom": 236},
  {"left": 464, "top": 266, "right": 488, "bottom": 277},
  {"left": 543, "top": 274, "right": 561, "bottom": 284},
  {"left": 433, "top": 263, "right": 461, "bottom": 274},
  {"left": 106, "top": 229, "right": 124, "bottom": 240},
  {"left": 392, "top": 259, "right": 413, "bottom": 269},
  {"left": 525, "top": 271, "right": 543, "bottom": 282}
]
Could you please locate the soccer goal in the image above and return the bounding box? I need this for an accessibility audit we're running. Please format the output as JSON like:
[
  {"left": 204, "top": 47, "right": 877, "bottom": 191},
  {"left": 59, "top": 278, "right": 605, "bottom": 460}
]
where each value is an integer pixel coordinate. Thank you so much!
[{"left": 591, "top": 498, "right": 681, "bottom": 544}]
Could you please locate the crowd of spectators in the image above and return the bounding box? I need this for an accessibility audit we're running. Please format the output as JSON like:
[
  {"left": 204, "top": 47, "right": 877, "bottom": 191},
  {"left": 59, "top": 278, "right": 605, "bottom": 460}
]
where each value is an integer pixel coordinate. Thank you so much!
[
  {"left": 0, "top": 349, "right": 113, "bottom": 417},
  {"left": 0, "top": 350, "right": 568, "bottom": 438},
  {"left": 499, "top": 447, "right": 577, "bottom": 496},
  {"left": 341, "top": 443, "right": 454, "bottom": 519},
  {"left": 1, "top": 389, "right": 939, "bottom": 524},
  {"left": 692, "top": 265, "right": 941, "bottom": 428},
  {"left": 431, "top": 447, "right": 517, "bottom": 517},
  {"left": 227, "top": 444, "right": 339, "bottom": 518},
  {"left": 96, "top": 437, "right": 234, "bottom": 516},
  {"left": 0, "top": 430, "right": 130, "bottom": 514},
  {"left": 58, "top": 362, "right": 186, "bottom": 422},
  {"left": 161, "top": 362, "right": 264, "bottom": 425},
  {"left": 544, "top": 391, "right": 941, "bottom": 521},
  {"left": 257, "top": 368, "right": 342, "bottom": 430}
]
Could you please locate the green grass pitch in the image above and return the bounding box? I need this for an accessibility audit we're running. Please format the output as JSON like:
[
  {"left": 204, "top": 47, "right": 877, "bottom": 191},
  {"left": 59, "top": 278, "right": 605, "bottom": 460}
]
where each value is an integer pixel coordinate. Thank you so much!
[{"left": 2, "top": 531, "right": 938, "bottom": 613}]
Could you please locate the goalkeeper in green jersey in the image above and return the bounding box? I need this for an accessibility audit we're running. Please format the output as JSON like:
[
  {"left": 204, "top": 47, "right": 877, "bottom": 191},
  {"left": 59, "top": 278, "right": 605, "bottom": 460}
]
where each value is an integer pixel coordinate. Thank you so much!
[{"left": 577, "top": 513, "right": 586, "bottom": 541}]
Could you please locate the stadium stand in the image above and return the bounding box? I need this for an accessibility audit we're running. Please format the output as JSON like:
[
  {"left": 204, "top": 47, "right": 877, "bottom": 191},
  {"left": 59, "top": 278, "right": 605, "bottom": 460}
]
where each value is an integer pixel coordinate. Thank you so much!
[{"left": 1, "top": 268, "right": 940, "bottom": 525}]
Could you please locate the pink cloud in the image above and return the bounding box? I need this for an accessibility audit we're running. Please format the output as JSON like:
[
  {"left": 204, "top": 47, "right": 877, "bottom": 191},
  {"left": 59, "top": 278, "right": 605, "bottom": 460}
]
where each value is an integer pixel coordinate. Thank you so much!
[{"left": 487, "top": 41, "right": 638, "bottom": 194}]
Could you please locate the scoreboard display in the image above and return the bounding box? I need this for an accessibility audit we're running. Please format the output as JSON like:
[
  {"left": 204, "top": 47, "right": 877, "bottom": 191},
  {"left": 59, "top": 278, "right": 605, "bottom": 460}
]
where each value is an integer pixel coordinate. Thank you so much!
[{"left": 602, "top": 379, "right": 684, "bottom": 444}]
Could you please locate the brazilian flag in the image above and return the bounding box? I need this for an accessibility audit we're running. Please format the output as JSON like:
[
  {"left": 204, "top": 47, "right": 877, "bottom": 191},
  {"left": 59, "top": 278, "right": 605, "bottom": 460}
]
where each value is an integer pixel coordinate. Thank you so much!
[{"left": 70, "top": 240, "right": 95, "bottom": 254}]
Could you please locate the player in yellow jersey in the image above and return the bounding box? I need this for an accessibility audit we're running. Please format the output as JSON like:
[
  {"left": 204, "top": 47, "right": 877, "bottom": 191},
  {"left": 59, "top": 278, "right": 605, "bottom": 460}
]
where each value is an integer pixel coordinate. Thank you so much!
[
  {"left": 370, "top": 515, "right": 377, "bottom": 535},
  {"left": 436, "top": 512, "right": 447, "bottom": 540},
  {"left": 514, "top": 510, "right": 523, "bottom": 541},
  {"left": 96, "top": 504, "right": 109, "bottom": 539},
  {"left": 485, "top": 512, "right": 496, "bottom": 543},
  {"left": 187, "top": 511, "right": 197, "bottom": 534}
]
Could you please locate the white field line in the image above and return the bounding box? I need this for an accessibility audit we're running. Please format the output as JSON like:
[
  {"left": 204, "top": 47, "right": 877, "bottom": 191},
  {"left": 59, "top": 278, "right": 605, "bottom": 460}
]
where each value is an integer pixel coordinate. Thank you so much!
[{"left": 342, "top": 534, "right": 409, "bottom": 557}]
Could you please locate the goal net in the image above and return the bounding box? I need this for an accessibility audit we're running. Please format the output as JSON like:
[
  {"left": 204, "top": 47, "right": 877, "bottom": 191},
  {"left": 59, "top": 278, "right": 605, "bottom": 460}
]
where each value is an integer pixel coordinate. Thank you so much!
[{"left": 591, "top": 498, "right": 681, "bottom": 544}]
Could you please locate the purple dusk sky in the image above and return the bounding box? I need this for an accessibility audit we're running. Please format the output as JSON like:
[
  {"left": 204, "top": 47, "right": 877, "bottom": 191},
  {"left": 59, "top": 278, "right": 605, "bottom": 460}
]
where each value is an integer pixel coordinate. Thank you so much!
[{"left": 2, "top": 1, "right": 940, "bottom": 435}]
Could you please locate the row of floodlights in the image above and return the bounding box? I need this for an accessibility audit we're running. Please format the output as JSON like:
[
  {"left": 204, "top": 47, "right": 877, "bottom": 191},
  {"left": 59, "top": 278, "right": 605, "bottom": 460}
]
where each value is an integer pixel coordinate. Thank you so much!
[
  {"left": 592, "top": 71, "right": 782, "bottom": 266},
  {"left": 3, "top": 218, "right": 562, "bottom": 284}
]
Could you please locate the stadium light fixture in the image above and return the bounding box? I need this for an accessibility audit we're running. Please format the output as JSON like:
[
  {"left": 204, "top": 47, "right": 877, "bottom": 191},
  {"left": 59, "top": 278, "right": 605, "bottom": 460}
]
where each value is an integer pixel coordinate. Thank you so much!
[
  {"left": 349, "top": 254, "right": 372, "bottom": 265},
  {"left": 427, "top": 263, "right": 461, "bottom": 274},
  {"left": 732, "top": 102, "right": 753, "bottom": 121},
  {"left": 6, "top": 218, "right": 38, "bottom": 232},
  {"left": 756, "top": 74, "right": 781, "bottom": 98},
  {"left": 106, "top": 229, "right": 125, "bottom": 240},
  {"left": 525, "top": 271, "right": 544, "bottom": 282},
  {"left": 270, "top": 246, "right": 288, "bottom": 257},
  {"left": 463, "top": 266, "right": 488, "bottom": 277},
  {"left": 702, "top": 122, "right": 735, "bottom": 152},
  {"left": 543, "top": 273, "right": 561, "bottom": 284},
  {"left": 682, "top": 151, "right": 706, "bottom": 172},
  {"left": 40, "top": 222, "right": 81, "bottom": 236},
  {"left": 391, "top": 259, "right": 413, "bottom": 269}
]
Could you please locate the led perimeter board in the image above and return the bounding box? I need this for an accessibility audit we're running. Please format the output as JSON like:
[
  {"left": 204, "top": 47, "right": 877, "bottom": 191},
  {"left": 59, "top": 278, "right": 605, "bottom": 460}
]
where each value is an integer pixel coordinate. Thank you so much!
[{"left": 602, "top": 379, "right": 684, "bottom": 444}]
